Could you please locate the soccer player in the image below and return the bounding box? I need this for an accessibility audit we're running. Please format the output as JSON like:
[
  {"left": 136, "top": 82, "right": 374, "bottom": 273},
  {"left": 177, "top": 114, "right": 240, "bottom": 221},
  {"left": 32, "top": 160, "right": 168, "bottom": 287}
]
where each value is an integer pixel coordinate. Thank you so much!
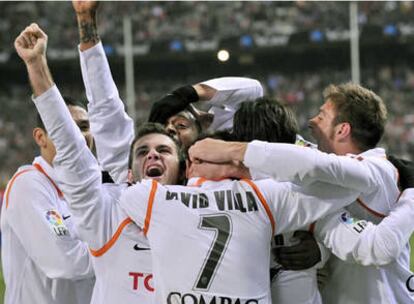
[
  {"left": 21, "top": 22, "right": 368, "bottom": 303},
  {"left": 1, "top": 38, "right": 95, "bottom": 304},
  {"left": 189, "top": 83, "right": 413, "bottom": 303},
  {"left": 72, "top": 1, "right": 263, "bottom": 184}
]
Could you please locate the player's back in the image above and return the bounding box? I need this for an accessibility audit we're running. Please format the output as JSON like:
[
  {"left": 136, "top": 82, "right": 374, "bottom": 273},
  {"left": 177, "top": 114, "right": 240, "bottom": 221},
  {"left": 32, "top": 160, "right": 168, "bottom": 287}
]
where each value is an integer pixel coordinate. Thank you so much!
[
  {"left": 122, "top": 178, "right": 277, "bottom": 303},
  {"left": 120, "top": 177, "right": 358, "bottom": 303}
]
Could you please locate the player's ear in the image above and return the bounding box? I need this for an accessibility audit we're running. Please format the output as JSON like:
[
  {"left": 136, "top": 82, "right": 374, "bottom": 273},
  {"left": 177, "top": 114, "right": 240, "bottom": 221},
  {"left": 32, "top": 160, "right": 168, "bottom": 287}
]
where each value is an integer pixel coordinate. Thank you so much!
[
  {"left": 127, "top": 169, "right": 134, "bottom": 184},
  {"left": 336, "top": 122, "right": 351, "bottom": 140},
  {"left": 33, "top": 127, "right": 47, "bottom": 148}
]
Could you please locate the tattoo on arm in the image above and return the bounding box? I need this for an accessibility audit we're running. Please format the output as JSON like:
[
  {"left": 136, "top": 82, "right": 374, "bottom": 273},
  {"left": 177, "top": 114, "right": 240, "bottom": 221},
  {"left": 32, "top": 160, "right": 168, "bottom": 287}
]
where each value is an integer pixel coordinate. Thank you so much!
[{"left": 79, "top": 20, "right": 100, "bottom": 44}]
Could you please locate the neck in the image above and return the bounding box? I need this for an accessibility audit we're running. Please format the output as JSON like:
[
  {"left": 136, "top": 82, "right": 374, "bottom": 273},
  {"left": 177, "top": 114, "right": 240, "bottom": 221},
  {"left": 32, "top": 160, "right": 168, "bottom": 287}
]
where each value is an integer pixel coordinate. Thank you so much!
[{"left": 40, "top": 149, "right": 54, "bottom": 167}]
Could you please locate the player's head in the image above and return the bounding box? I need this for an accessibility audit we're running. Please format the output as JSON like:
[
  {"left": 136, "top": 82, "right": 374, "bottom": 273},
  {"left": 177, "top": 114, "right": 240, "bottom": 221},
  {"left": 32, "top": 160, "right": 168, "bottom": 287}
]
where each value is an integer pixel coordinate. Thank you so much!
[
  {"left": 165, "top": 109, "right": 201, "bottom": 151},
  {"left": 34, "top": 96, "right": 93, "bottom": 164},
  {"left": 232, "top": 97, "right": 298, "bottom": 143},
  {"left": 309, "top": 83, "right": 387, "bottom": 154},
  {"left": 128, "top": 122, "right": 185, "bottom": 185}
]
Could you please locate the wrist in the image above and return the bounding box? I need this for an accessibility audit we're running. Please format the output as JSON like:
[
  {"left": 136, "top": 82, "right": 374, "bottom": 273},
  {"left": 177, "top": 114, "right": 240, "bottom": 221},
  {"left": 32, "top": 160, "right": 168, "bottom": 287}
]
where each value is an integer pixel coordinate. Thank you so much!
[
  {"left": 76, "top": 10, "right": 96, "bottom": 21},
  {"left": 25, "top": 55, "right": 47, "bottom": 69},
  {"left": 229, "top": 142, "right": 247, "bottom": 162}
]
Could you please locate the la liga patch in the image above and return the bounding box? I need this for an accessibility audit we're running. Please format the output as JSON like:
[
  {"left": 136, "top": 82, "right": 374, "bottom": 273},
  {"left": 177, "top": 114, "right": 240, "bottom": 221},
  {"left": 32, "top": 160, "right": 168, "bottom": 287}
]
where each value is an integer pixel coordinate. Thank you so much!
[
  {"left": 45, "top": 210, "right": 70, "bottom": 236},
  {"left": 340, "top": 212, "right": 368, "bottom": 234}
]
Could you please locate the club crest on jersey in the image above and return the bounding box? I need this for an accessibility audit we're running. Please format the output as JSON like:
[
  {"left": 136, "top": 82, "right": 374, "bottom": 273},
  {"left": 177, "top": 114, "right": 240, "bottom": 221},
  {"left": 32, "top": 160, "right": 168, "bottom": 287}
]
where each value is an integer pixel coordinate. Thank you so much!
[
  {"left": 45, "top": 210, "right": 69, "bottom": 236},
  {"left": 340, "top": 212, "right": 367, "bottom": 233}
]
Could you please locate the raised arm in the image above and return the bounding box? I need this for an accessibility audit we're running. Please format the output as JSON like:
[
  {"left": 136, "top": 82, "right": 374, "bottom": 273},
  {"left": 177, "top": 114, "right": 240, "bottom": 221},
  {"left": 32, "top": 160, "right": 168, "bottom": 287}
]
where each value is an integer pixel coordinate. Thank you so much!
[
  {"left": 12, "top": 24, "right": 93, "bottom": 278},
  {"left": 17, "top": 23, "right": 124, "bottom": 251},
  {"left": 73, "top": 0, "right": 134, "bottom": 183},
  {"left": 149, "top": 77, "right": 263, "bottom": 131}
]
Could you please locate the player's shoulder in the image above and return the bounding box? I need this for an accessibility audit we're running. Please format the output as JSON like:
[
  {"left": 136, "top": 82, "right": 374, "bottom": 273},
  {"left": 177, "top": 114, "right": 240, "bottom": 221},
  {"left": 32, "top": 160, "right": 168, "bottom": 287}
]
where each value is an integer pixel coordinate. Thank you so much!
[
  {"left": 7, "top": 165, "right": 48, "bottom": 190},
  {"left": 243, "top": 179, "right": 293, "bottom": 196}
]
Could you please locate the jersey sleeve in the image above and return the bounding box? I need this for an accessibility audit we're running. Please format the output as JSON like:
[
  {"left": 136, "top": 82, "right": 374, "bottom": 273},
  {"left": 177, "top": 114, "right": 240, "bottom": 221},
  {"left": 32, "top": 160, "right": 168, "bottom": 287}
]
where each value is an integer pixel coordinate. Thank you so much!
[
  {"left": 118, "top": 179, "right": 159, "bottom": 230},
  {"left": 256, "top": 179, "right": 359, "bottom": 235},
  {"left": 5, "top": 171, "right": 93, "bottom": 279},
  {"left": 202, "top": 77, "right": 263, "bottom": 131},
  {"left": 244, "top": 140, "right": 383, "bottom": 194},
  {"left": 315, "top": 188, "right": 414, "bottom": 266},
  {"left": 79, "top": 42, "right": 134, "bottom": 183},
  {"left": 33, "top": 86, "right": 126, "bottom": 251}
]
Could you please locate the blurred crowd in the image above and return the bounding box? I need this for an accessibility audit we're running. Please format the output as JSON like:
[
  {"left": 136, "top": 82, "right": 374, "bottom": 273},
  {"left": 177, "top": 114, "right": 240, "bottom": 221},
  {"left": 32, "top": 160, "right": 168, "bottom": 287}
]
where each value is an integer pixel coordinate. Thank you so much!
[
  {"left": 1, "top": 1, "right": 414, "bottom": 188},
  {"left": 1, "top": 1, "right": 414, "bottom": 53},
  {"left": 1, "top": 64, "right": 414, "bottom": 189}
]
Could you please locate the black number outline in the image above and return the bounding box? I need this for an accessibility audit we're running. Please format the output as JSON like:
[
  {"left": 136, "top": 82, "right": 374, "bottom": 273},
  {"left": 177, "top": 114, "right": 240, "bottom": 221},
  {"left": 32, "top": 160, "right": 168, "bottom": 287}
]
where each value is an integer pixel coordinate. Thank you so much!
[{"left": 193, "top": 213, "right": 233, "bottom": 291}]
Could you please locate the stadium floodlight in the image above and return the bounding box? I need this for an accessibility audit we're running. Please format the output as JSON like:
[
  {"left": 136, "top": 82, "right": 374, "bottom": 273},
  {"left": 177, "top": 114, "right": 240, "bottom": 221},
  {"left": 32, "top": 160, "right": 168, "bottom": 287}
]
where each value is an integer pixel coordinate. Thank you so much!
[{"left": 217, "top": 49, "right": 230, "bottom": 62}]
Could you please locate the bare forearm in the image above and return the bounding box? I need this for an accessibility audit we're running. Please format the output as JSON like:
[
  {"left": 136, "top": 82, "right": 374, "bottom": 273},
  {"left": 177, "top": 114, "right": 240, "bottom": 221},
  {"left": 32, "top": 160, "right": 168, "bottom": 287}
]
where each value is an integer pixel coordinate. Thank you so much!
[
  {"left": 26, "top": 57, "right": 54, "bottom": 97},
  {"left": 77, "top": 11, "right": 100, "bottom": 51}
]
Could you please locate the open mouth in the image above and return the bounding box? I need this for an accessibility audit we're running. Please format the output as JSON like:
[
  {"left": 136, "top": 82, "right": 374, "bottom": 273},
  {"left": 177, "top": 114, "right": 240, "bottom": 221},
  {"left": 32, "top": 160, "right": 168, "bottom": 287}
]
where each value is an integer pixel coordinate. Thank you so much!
[{"left": 145, "top": 166, "right": 164, "bottom": 178}]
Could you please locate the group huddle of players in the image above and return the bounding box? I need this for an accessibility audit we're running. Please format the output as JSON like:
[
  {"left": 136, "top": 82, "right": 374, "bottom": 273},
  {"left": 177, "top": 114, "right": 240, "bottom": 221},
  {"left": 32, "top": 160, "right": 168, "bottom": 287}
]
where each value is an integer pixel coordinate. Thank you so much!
[{"left": 2, "top": 1, "right": 414, "bottom": 304}]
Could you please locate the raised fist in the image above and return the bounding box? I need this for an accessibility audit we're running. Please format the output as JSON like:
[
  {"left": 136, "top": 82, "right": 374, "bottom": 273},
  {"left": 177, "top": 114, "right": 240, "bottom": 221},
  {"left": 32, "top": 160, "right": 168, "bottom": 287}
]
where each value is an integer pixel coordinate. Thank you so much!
[
  {"left": 14, "top": 23, "right": 47, "bottom": 64},
  {"left": 72, "top": 0, "right": 99, "bottom": 14}
]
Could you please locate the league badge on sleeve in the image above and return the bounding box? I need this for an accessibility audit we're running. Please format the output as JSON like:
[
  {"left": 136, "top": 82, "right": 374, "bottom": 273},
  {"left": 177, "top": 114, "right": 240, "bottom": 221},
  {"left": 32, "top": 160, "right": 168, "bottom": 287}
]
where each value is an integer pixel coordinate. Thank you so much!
[
  {"left": 340, "top": 212, "right": 368, "bottom": 234},
  {"left": 45, "top": 210, "right": 70, "bottom": 236}
]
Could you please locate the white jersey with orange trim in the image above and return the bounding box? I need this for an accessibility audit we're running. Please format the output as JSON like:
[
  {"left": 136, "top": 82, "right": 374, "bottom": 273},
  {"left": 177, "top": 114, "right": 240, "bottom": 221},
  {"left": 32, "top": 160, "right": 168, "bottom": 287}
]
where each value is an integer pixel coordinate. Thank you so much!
[
  {"left": 0, "top": 156, "right": 94, "bottom": 304},
  {"left": 79, "top": 42, "right": 263, "bottom": 183},
  {"left": 119, "top": 177, "right": 359, "bottom": 303},
  {"left": 33, "top": 86, "right": 155, "bottom": 304},
  {"left": 32, "top": 86, "right": 359, "bottom": 303},
  {"left": 244, "top": 141, "right": 413, "bottom": 304}
]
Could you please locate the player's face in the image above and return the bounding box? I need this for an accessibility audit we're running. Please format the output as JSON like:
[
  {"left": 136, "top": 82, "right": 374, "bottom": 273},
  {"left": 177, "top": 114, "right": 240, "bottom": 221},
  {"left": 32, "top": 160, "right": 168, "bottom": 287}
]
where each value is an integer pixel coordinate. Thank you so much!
[
  {"left": 68, "top": 105, "right": 94, "bottom": 151},
  {"left": 165, "top": 111, "right": 199, "bottom": 150},
  {"left": 308, "top": 100, "right": 338, "bottom": 153},
  {"left": 130, "top": 133, "right": 181, "bottom": 185}
]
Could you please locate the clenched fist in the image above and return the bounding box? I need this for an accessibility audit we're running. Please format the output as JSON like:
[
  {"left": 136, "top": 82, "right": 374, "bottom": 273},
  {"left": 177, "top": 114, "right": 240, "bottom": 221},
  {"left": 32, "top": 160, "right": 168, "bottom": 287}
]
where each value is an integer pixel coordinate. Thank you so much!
[
  {"left": 72, "top": 0, "right": 99, "bottom": 15},
  {"left": 14, "top": 23, "right": 47, "bottom": 64}
]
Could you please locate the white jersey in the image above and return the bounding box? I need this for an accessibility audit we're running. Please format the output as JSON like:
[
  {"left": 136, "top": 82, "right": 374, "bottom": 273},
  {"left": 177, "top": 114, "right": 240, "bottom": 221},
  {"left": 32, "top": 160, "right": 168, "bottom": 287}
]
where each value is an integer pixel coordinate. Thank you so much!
[
  {"left": 80, "top": 42, "right": 263, "bottom": 183},
  {"left": 270, "top": 135, "right": 322, "bottom": 304},
  {"left": 1, "top": 156, "right": 94, "bottom": 304},
  {"left": 244, "top": 141, "right": 413, "bottom": 304},
  {"left": 33, "top": 86, "right": 360, "bottom": 303},
  {"left": 119, "top": 177, "right": 358, "bottom": 303},
  {"left": 202, "top": 77, "right": 263, "bottom": 131},
  {"left": 33, "top": 86, "right": 155, "bottom": 304}
]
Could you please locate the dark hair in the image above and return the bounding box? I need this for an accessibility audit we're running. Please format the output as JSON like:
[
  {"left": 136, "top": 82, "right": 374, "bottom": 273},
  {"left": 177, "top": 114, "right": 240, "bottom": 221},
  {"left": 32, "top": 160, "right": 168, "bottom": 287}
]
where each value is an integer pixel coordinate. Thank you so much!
[
  {"left": 232, "top": 97, "right": 298, "bottom": 144},
  {"left": 128, "top": 122, "right": 186, "bottom": 177},
  {"left": 323, "top": 83, "right": 387, "bottom": 150},
  {"left": 36, "top": 96, "right": 87, "bottom": 130}
]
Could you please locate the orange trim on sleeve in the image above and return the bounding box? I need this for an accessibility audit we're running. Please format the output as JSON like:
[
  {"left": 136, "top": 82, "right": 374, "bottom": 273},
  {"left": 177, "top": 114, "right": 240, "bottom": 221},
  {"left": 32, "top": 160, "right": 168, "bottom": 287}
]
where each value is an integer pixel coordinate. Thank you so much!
[
  {"left": 5, "top": 168, "right": 36, "bottom": 209},
  {"left": 143, "top": 180, "right": 158, "bottom": 236},
  {"left": 90, "top": 217, "right": 133, "bottom": 257},
  {"left": 33, "top": 163, "right": 64, "bottom": 198},
  {"left": 356, "top": 198, "right": 386, "bottom": 218},
  {"left": 242, "top": 179, "right": 275, "bottom": 235}
]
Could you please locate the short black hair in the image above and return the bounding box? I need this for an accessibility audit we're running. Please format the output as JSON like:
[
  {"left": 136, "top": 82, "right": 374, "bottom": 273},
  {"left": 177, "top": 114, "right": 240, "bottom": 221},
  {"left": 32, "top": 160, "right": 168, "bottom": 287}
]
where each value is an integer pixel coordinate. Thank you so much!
[
  {"left": 36, "top": 96, "right": 87, "bottom": 130},
  {"left": 127, "top": 122, "right": 186, "bottom": 177},
  {"left": 232, "top": 97, "right": 298, "bottom": 144}
]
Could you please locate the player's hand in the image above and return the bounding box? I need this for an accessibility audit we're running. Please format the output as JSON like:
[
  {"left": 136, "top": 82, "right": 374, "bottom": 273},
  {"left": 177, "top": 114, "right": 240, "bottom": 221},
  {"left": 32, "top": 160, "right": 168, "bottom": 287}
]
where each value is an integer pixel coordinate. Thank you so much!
[
  {"left": 388, "top": 155, "right": 414, "bottom": 190},
  {"left": 148, "top": 85, "right": 199, "bottom": 124},
  {"left": 72, "top": 0, "right": 99, "bottom": 15},
  {"left": 273, "top": 231, "right": 321, "bottom": 270},
  {"left": 188, "top": 160, "right": 251, "bottom": 180},
  {"left": 14, "top": 23, "right": 47, "bottom": 65},
  {"left": 187, "top": 104, "right": 214, "bottom": 131}
]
